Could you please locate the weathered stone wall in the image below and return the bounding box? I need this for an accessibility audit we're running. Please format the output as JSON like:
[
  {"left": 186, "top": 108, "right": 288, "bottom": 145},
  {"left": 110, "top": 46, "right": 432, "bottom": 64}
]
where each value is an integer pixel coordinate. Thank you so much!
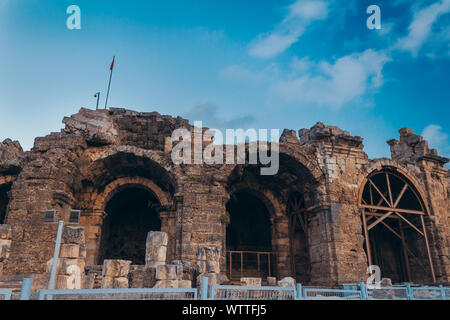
[
  {"left": 0, "top": 108, "right": 447, "bottom": 288},
  {"left": 2, "top": 132, "right": 86, "bottom": 275},
  {"left": 388, "top": 128, "right": 450, "bottom": 282},
  {"left": 297, "top": 123, "right": 369, "bottom": 285}
]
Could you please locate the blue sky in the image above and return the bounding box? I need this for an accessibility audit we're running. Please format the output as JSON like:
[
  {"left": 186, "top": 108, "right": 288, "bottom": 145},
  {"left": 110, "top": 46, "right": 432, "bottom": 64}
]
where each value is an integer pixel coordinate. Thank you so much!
[{"left": 0, "top": 0, "right": 449, "bottom": 165}]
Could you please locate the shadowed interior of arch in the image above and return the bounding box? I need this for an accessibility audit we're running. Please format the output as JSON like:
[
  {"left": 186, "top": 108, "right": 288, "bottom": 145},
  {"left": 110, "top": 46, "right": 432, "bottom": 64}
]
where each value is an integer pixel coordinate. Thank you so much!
[
  {"left": 0, "top": 183, "right": 11, "bottom": 224},
  {"left": 360, "top": 169, "right": 433, "bottom": 284},
  {"left": 225, "top": 190, "right": 274, "bottom": 281},
  {"left": 98, "top": 186, "right": 161, "bottom": 265}
]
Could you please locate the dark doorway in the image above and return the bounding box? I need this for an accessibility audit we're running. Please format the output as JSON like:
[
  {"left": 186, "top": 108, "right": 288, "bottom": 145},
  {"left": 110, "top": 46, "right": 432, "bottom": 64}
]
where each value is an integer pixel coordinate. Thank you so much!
[
  {"left": 226, "top": 190, "right": 274, "bottom": 280},
  {"left": 369, "top": 224, "right": 407, "bottom": 283},
  {"left": 99, "top": 187, "right": 161, "bottom": 265},
  {"left": 0, "top": 184, "right": 11, "bottom": 224},
  {"left": 226, "top": 190, "right": 271, "bottom": 251},
  {"left": 360, "top": 168, "right": 435, "bottom": 283},
  {"left": 287, "top": 192, "right": 311, "bottom": 284}
]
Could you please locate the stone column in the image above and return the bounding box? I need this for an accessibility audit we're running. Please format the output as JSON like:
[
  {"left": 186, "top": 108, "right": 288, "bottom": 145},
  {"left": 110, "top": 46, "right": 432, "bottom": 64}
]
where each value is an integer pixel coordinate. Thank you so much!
[
  {"left": 154, "top": 264, "right": 191, "bottom": 288},
  {"left": 272, "top": 216, "right": 290, "bottom": 278},
  {"left": 195, "top": 246, "right": 227, "bottom": 287},
  {"left": 101, "top": 259, "right": 131, "bottom": 288},
  {"left": 145, "top": 231, "right": 168, "bottom": 268},
  {"left": 46, "top": 226, "right": 87, "bottom": 289},
  {"left": 0, "top": 225, "right": 12, "bottom": 277},
  {"left": 159, "top": 211, "right": 176, "bottom": 263},
  {"left": 79, "top": 209, "right": 106, "bottom": 266}
]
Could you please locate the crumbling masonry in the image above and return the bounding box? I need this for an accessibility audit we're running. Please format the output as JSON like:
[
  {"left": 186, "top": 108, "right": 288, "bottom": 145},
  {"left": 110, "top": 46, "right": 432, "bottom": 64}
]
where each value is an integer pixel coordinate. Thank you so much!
[{"left": 0, "top": 108, "right": 448, "bottom": 290}]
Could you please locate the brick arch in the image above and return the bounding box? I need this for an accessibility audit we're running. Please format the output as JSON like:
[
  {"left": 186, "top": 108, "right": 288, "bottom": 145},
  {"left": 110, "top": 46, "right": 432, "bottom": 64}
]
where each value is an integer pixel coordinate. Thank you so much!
[
  {"left": 217, "top": 143, "right": 325, "bottom": 186},
  {"left": 85, "top": 145, "right": 181, "bottom": 194},
  {"left": 357, "top": 159, "right": 437, "bottom": 283},
  {"left": 278, "top": 144, "right": 326, "bottom": 185},
  {"left": 357, "top": 159, "right": 430, "bottom": 215},
  {"left": 227, "top": 183, "right": 282, "bottom": 219},
  {"left": 92, "top": 176, "right": 170, "bottom": 211}
]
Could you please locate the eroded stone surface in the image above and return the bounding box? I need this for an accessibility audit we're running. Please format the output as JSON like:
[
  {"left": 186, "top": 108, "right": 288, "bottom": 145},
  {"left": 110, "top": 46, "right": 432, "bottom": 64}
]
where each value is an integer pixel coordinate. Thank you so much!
[
  {"left": 240, "top": 277, "right": 262, "bottom": 286},
  {"left": 0, "top": 108, "right": 448, "bottom": 290}
]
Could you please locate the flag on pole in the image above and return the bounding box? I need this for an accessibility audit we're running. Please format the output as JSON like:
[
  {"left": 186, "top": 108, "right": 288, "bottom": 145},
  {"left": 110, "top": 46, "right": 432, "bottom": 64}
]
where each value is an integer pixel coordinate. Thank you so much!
[{"left": 105, "top": 56, "right": 115, "bottom": 109}]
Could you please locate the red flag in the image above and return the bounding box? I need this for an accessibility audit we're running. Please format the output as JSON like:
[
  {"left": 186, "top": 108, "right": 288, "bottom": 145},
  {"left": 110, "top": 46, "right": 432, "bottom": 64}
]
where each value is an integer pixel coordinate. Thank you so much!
[{"left": 110, "top": 57, "right": 115, "bottom": 70}]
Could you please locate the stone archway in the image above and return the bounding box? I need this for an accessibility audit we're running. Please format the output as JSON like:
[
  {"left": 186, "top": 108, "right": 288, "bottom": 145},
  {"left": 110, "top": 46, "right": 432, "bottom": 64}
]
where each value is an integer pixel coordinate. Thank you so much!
[
  {"left": 359, "top": 166, "right": 436, "bottom": 283},
  {"left": 225, "top": 187, "right": 276, "bottom": 281},
  {"left": 98, "top": 185, "right": 162, "bottom": 264},
  {"left": 0, "top": 183, "right": 11, "bottom": 224},
  {"left": 224, "top": 149, "right": 323, "bottom": 281},
  {"left": 79, "top": 149, "right": 178, "bottom": 266}
]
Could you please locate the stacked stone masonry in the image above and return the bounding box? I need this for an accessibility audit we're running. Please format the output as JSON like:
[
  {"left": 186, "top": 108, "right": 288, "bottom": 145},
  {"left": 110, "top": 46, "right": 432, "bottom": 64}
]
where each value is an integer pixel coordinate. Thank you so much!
[{"left": 0, "top": 107, "right": 447, "bottom": 290}]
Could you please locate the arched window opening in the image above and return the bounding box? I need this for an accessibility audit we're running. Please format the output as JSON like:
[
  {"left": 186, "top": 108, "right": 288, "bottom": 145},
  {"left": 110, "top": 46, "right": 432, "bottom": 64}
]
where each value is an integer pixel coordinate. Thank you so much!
[
  {"left": 225, "top": 190, "right": 274, "bottom": 282},
  {"left": 98, "top": 186, "right": 161, "bottom": 265},
  {"left": 360, "top": 168, "right": 435, "bottom": 283},
  {"left": 287, "top": 192, "right": 311, "bottom": 284}
]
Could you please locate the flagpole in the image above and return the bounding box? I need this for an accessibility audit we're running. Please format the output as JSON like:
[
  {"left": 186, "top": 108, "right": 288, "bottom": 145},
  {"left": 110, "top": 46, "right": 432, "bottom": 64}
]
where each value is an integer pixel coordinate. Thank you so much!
[
  {"left": 94, "top": 92, "right": 100, "bottom": 110},
  {"left": 105, "top": 56, "right": 115, "bottom": 109}
]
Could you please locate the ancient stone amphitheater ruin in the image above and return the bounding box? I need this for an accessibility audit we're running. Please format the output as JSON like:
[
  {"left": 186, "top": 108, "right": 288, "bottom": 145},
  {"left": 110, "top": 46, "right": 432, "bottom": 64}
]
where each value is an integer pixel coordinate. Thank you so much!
[{"left": 0, "top": 107, "right": 448, "bottom": 291}]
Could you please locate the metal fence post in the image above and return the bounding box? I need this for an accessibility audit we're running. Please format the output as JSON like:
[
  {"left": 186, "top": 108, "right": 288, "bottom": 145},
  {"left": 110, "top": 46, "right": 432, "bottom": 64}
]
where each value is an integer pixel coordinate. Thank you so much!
[
  {"left": 48, "top": 221, "right": 64, "bottom": 290},
  {"left": 406, "top": 283, "right": 413, "bottom": 300},
  {"left": 439, "top": 285, "right": 446, "bottom": 300},
  {"left": 19, "top": 278, "right": 33, "bottom": 300},
  {"left": 200, "top": 276, "right": 209, "bottom": 300},
  {"left": 295, "top": 283, "right": 303, "bottom": 300},
  {"left": 359, "top": 282, "right": 367, "bottom": 300}
]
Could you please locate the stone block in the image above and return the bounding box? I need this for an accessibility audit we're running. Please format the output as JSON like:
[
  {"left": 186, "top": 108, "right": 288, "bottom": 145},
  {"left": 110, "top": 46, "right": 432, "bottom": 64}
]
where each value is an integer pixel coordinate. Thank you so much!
[
  {"left": 240, "top": 277, "right": 262, "bottom": 286},
  {"left": 83, "top": 273, "right": 95, "bottom": 289},
  {"left": 46, "top": 258, "right": 58, "bottom": 273},
  {"left": 55, "top": 275, "right": 70, "bottom": 290},
  {"left": 172, "top": 260, "right": 195, "bottom": 280},
  {"left": 145, "top": 246, "right": 167, "bottom": 263},
  {"left": 129, "top": 268, "right": 157, "bottom": 288},
  {"left": 156, "top": 264, "right": 183, "bottom": 280},
  {"left": 153, "top": 280, "right": 179, "bottom": 288},
  {"left": 113, "top": 277, "right": 129, "bottom": 288},
  {"left": 380, "top": 278, "right": 392, "bottom": 287},
  {"left": 56, "top": 274, "right": 82, "bottom": 290},
  {"left": 60, "top": 258, "right": 85, "bottom": 275},
  {"left": 206, "top": 260, "right": 220, "bottom": 273},
  {"left": 62, "top": 226, "right": 85, "bottom": 245},
  {"left": 0, "top": 225, "right": 12, "bottom": 239},
  {"left": 197, "top": 260, "right": 220, "bottom": 274},
  {"left": 145, "top": 260, "right": 165, "bottom": 269},
  {"left": 60, "top": 244, "right": 80, "bottom": 258},
  {"left": 146, "top": 231, "right": 168, "bottom": 248},
  {"left": 101, "top": 276, "right": 114, "bottom": 289},
  {"left": 79, "top": 244, "right": 87, "bottom": 259},
  {"left": 178, "top": 280, "right": 192, "bottom": 288},
  {"left": 197, "top": 246, "right": 220, "bottom": 261},
  {"left": 277, "top": 277, "right": 296, "bottom": 288},
  {"left": 102, "top": 259, "right": 131, "bottom": 277},
  {"left": 267, "top": 277, "right": 277, "bottom": 286},
  {"left": 0, "top": 239, "right": 11, "bottom": 248},
  {"left": 0, "top": 244, "right": 8, "bottom": 260}
]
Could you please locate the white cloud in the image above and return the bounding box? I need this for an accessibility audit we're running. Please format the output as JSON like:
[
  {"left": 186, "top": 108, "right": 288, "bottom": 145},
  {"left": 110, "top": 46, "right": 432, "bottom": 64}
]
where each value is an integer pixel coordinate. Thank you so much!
[
  {"left": 396, "top": 0, "right": 450, "bottom": 56},
  {"left": 269, "top": 49, "right": 390, "bottom": 109},
  {"left": 220, "top": 64, "right": 276, "bottom": 85},
  {"left": 290, "top": 56, "right": 313, "bottom": 73},
  {"left": 248, "top": 0, "right": 328, "bottom": 59},
  {"left": 422, "top": 125, "right": 449, "bottom": 154}
]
